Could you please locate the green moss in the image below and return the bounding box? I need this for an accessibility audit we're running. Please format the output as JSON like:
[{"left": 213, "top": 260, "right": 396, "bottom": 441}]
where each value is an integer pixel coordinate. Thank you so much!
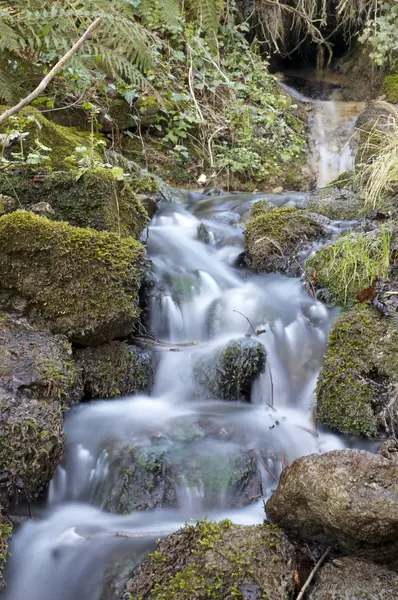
[
  {"left": 245, "top": 206, "right": 323, "bottom": 273},
  {"left": 305, "top": 187, "right": 364, "bottom": 220},
  {"left": 0, "top": 515, "right": 12, "bottom": 589},
  {"left": 306, "top": 228, "right": 392, "bottom": 305},
  {"left": 0, "top": 211, "right": 145, "bottom": 345},
  {"left": 75, "top": 341, "right": 152, "bottom": 398},
  {"left": 383, "top": 75, "right": 398, "bottom": 104},
  {"left": 0, "top": 169, "right": 148, "bottom": 238},
  {"left": 125, "top": 520, "right": 295, "bottom": 600},
  {"left": 0, "top": 106, "right": 102, "bottom": 171},
  {"left": 316, "top": 305, "right": 398, "bottom": 437}
]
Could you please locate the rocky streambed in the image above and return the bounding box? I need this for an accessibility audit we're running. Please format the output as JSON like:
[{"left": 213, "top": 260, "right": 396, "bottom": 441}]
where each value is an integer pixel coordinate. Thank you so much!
[{"left": 1, "top": 75, "right": 398, "bottom": 600}]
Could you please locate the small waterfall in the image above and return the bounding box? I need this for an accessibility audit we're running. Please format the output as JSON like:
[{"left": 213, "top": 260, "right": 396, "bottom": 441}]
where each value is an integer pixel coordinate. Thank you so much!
[{"left": 309, "top": 96, "right": 365, "bottom": 187}]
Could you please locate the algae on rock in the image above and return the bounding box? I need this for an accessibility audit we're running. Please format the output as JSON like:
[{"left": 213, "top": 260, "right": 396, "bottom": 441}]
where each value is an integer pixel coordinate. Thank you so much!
[
  {"left": 124, "top": 520, "right": 296, "bottom": 600},
  {"left": 0, "top": 312, "right": 83, "bottom": 504},
  {"left": 0, "top": 169, "right": 148, "bottom": 238},
  {"left": 316, "top": 305, "right": 398, "bottom": 437},
  {"left": 0, "top": 211, "right": 145, "bottom": 345},
  {"left": 75, "top": 342, "right": 152, "bottom": 399},
  {"left": 245, "top": 205, "right": 324, "bottom": 273}
]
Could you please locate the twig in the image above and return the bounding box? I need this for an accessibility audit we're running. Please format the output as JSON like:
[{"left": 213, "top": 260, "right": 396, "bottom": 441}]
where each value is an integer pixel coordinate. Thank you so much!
[
  {"left": 296, "top": 548, "right": 330, "bottom": 600},
  {"left": 0, "top": 18, "right": 101, "bottom": 127},
  {"left": 269, "top": 364, "right": 275, "bottom": 408},
  {"left": 233, "top": 310, "right": 256, "bottom": 336},
  {"left": 258, "top": 472, "right": 267, "bottom": 513}
]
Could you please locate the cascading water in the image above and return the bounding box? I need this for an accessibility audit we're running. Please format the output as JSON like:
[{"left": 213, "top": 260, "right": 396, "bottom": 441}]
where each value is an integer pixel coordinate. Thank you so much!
[{"left": 2, "top": 83, "right": 361, "bottom": 599}]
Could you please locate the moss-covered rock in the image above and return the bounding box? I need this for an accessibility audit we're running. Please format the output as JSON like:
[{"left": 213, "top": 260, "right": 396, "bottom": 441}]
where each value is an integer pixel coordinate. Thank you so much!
[
  {"left": 306, "top": 227, "right": 392, "bottom": 305},
  {"left": 194, "top": 338, "right": 266, "bottom": 401},
  {"left": 316, "top": 305, "right": 398, "bottom": 437},
  {"left": 75, "top": 342, "right": 152, "bottom": 399},
  {"left": 383, "top": 75, "right": 398, "bottom": 104},
  {"left": 123, "top": 520, "right": 296, "bottom": 600},
  {"left": 245, "top": 205, "right": 324, "bottom": 273},
  {"left": 0, "top": 512, "right": 12, "bottom": 590},
  {"left": 0, "top": 211, "right": 145, "bottom": 345},
  {"left": 302, "top": 187, "right": 364, "bottom": 220},
  {"left": 0, "top": 105, "right": 102, "bottom": 171},
  {"left": 0, "top": 313, "right": 83, "bottom": 504},
  {"left": 0, "top": 169, "right": 148, "bottom": 238}
]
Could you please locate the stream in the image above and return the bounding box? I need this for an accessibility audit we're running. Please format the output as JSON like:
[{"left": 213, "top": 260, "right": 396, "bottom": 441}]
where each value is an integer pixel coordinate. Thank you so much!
[{"left": 2, "top": 78, "right": 365, "bottom": 599}]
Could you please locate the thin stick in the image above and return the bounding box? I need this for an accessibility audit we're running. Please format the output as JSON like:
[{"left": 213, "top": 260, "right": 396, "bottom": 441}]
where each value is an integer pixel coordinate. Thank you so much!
[
  {"left": 0, "top": 18, "right": 101, "bottom": 127},
  {"left": 233, "top": 310, "right": 256, "bottom": 336},
  {"left": 269, "top": 364, "right": 274, "bottom": 408},
  {"left": 296, "top": 548, "right": 330, "bottom": 600}
]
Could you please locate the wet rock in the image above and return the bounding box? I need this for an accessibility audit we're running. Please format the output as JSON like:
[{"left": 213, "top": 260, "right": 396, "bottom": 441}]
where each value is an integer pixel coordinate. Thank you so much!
[
  {"left": 308, "top": 556, "right": 398, "bottom": 599},
  {"left": 0, "top": 313, "right": 83, "bottom": 505},
  {"left": 0, "top": 194, "right": 16, "bottom": 216},
  {"left": 196, "top": 222, "right": 211, "bottom": 244},
  {"left": 105, "top": 437, "right": 259, "bottom": 513},
  {"left": 301, "top": 187, "right": 363, "bottom": 220},
  {"left": 0, "top": 211, "right": 145, "bottom": 345},
  {"left": 0, "top": 169, "right": 148, "bottom": 238},
  {"left": 266, "top": 449, "right": 398, "bottom": 564},
  {"left": 123, "top": 520, "right": 296, "bottom": 600},
  {"left": 194, "top": 337, "right": 266, "bottom": 401},
  {"left": 75, "top": 342, "right": 152, "bottom": 399},
  {"left": 245, "top": 205, "right": 324, "bottom": 273},
  {"left": 316, "top": 305, "right": 398, "bottom": 437}
]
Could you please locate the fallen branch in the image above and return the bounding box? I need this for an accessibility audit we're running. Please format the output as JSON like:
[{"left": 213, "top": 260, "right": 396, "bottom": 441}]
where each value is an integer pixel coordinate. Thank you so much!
[
  {"left": 0, "top": 18, "right": 101, "bottom": 127},
  {"left": 296, "top": 548, "right": 330, "bottom": 600}
]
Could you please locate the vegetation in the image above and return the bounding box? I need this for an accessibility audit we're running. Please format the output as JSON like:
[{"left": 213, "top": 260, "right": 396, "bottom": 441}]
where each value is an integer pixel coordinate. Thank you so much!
[{"left": 306, "top": 228, "right": 392, "bottom": 305}]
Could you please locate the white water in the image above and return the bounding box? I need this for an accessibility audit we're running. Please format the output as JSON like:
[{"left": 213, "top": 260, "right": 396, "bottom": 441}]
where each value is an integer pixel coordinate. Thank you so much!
[{"left": 2, "top": 86, "right": 361, "bottom": 599}]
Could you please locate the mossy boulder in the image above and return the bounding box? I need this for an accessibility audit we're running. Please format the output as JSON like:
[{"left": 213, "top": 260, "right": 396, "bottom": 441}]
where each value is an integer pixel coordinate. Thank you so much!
[
  {"left": 0, "top": 512, "right": 11, "bottom": 590},
  {"left": 0, "top": 169, "right": 148, "bottom": 238},
  {"left": 0, "top": 313, "right": 83, "bottom": 504},
  {"left": 306, "top": 227, "right": 392, "bottom": 305},
  {"left": 383, "top": 75, "right": 398, "bottom": 104},
  {"left": 316, "top": 305, "right": 398, "bottom": 437},
  {"left": 194, "top": 337, "right": 266, "bottom": 401},
  {"left": 308, "top": 557, "right": 398, "bottom": 600},
  {"left": 0, "top": 105, "right": 103, "bottom": 171},
  {"left": 123, "top": 520, "right": 296, "bottom": 600},
  {"left": 75, "top": 342, "right": 152, "bottom": 399},
  {"left": 302, "top": 187, "right": 364, "bottom": 220},
  {"left": 245, "top": 206, "right": 324, "bottom": 273},
  {"left": 0, "top": 211, "right": 145, "bottom": 345}
]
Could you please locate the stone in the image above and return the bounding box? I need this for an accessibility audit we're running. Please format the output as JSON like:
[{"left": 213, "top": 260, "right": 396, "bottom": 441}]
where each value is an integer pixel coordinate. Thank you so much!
[
  {"left": 301, "top": 187, "right": 363, "bottom": 220},
  {"left": 0, "top": 313, "right": 83, "bottom": 505},
  {"left": 194, "top": 337, "right": 266, "bottom": 401},
  {"left": 245, "top": 205, "right": 324, "bottom": 274},
  {"left": 308, "top": 557, "right": 398, "bottom": 599},
  {"left": 266, "top": 449, "right": 398, "bottom": 564},
  {"left": 123, "top": 520, "right": 296, "bottom": 600},
  {"left": 0, "top": 211, "right": 145, "bottom": 345}
]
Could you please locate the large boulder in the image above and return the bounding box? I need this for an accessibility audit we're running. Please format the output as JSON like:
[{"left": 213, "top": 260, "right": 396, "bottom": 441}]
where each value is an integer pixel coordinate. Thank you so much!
[
  {"left": 316, "top": 305, "right": 398, "bottom": 437},
  {"left": 308, "top": 556, "right": 398, "bottom": 600},
  {"left": 0, "top": 313, "right": 83, "bottom": 504},
  {"left": 266, "top": 449, "right": 398, "bottom": 564},
  {"left": 75, "top": 342, "right": 152, "bottom": 399},
  {"left": 194, "top": 337, "right": 266, "bottom": 401},
  {"left": 123, "top": 520, "right": 296, "bottom": 600},
  {"left": 0, "top": 211, "right": 145, "bottom": 345},
  {"left": 0, "top": 169, "right": 149, "bottom": 238},
  {"left": 301, "top": 187, "right": 364, "bottom": 220},
  {"left": 245, "top": 205, "right": 324, "bottom": 273}
]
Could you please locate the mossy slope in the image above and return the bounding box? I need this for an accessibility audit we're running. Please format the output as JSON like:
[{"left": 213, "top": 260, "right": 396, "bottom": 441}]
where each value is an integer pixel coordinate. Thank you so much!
[
  {"left": 316, "top": 305, "right": 398, "bottom": 437},
  {"left": 124, "top": 520, "right": 296, "bottom": 600},
  {"left": 0, "top": 169, "right": 148, "bottom": 238},
  {"left": 245, "top": 205, "right": 324, "bottom": 273},
  {"left": 0, "top": 211, "right": 145, "bottom": 345}
]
